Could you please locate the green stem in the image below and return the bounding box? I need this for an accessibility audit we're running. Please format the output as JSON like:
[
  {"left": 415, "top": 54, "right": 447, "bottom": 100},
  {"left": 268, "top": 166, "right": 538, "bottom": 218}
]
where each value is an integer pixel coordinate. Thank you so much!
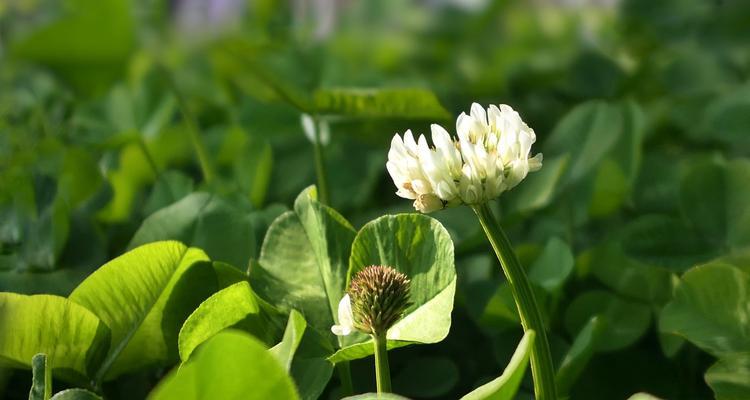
[
  {"left": 160, "top": 66, "right": 215, "bottom": 183},
  {"left": 472, "top": 203, "right": 558, "bottom": 400},
  {"left": 372, "top": 332, "right": 391, "bottom": 394},
  {"left": 336, "top": 360, "right": 354, "bottom": 396},
  {"left": 311, "top": 117, "right": 330, "bottom": 204},
  {"left": 137, "top": 138, "right": 160, "bottom": 179}
]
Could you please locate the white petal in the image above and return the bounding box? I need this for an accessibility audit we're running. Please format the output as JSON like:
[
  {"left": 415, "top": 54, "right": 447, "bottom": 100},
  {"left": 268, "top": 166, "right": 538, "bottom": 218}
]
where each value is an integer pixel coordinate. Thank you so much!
[
  {"left": 403, "top": 130, "right": 418, "bottom": 153},
  {"left": 470, "top": 102, "right": 487, "bottom": 125},
  {"left": 528, "top": 153, "right": 543, "bottom": 171},
  {"left": 331, "top": 294, "right": 354, "bottom": 336}
]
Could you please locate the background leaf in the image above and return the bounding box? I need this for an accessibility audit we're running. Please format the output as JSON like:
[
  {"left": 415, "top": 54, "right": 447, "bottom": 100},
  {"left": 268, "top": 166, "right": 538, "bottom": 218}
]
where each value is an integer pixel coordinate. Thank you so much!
[
  {"left": 313, "top": 88, "right": 450, "bottom": 120},
  {"left": 660, "top": 262, "right": 750, "bottom": 357},
  {"left": 705, "top": 352, "right": 750, "bottom": 400}
]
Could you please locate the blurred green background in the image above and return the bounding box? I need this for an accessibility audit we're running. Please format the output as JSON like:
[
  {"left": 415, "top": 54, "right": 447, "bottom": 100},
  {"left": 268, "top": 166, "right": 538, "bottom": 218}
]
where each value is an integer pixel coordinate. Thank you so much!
[{"left": 1, "top": 0, "right": 750, "bottom": 399}]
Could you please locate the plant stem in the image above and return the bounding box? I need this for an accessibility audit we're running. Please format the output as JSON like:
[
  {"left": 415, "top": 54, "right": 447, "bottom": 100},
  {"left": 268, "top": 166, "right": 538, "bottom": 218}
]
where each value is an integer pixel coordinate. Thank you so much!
[
  {"left": 311, "top": 117, "right": 330, "bottom": 204},
  {"left": 159, "top": 66, "right": 215, "bottom": 184},
  {"left": 372, "top": 332, "right": 391, "bottom": 394},
  {"left": 472, "top": 203, "right": 558, "bottom": 400},
  {"left": 336, "top": 360, "right": 354, "bottom": 396},
  {"left": 137, "top": 138, "right": 160, "bottom": 179}
]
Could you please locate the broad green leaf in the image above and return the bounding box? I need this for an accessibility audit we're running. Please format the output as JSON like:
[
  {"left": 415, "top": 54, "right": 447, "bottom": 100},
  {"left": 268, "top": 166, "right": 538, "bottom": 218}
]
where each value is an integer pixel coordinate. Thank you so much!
[
  {"left": 680, "top": 158, "right": 750, "bottom": 249},
  {"left": 313, "top": 88, "right": 450, "bottom": 120},
  {"left": 705, "top": 352, "right": 750, "bottom": 400},
  {"left": 251, "top": 186, "right": 356, "bottom": 338},
  {"left": 588, "top": 241, "right": 674, "bottom": 304},
  {"left": 29, "top": 354, "right": 51, "bottom": 400},
  {"left": 142, "top": 171, "right": 194, "bottom": 216},
  {"left": 10, "top": 0, "right": 134, "bottom": 93},
  {"left": 129, "top": 193, "right": 258, "bottom": 270},
  {"left": 609, "top": 99, "right": 646, "bottom": 186},
  {"left": 472, "top": 280, "right": 521, "bottom": 332},
  {"left": 178, "top": 281, "right": 282, "bottom": 361},
  {"left": 270, "top": 310, "right": 307, "bottom": 371},
  {"left": 626, "top": 394, "right": 663, "bottom": 400},
  {"left": 588, "top": 158, "right": 629, "bottom": 217},
  {"left": 342, "top": 394, "right": 411, "bottom": 400},
  {"left": 565, "top": 290, "right": 651, "bottom": 352},
  {"left": 699, "top": 84, "right": 750, "bottom": 145},
  {"left": 621, "top": 215, "right": 718, "bottom": 272},
  {"left": 148, "top": 330, "right": 299, "bottom": 400},
  {"left": 270, "top": 311, "right": 334, "bottom": 400},
  {"left": 544, "top": 100, "right": 623, "bottom": 185},
  {"left": 660, "top": 263, "right": 750, "bottom": 357},
  {"left": 69, "top": 241, "right": 216, "bottom": 380},
  {"left": 528, "top": 237, "right": 574, "bottom": 293},
  {"left": 330, "top": 214, "right": 456, "bottom": 363},
  {"left": 505, "top": 154, "right": 570, "bottom": 215},
  {"left": 460, "top": 330, "right": 535, "bottom": 400},
  {"left": 0, "top": 293, "right": 109, "bottom": 381},
  {"left": 556, "top": 316, "right": 606, "bottom": 395},
  {"left": 216, "top": 128, "right": 274, "bottom": 208},
  {"left": 50, "top": 389, "right": 103, "bottom": 400},
  {"left": 393, "top": 356, "right": 459, "bottom": 398}
]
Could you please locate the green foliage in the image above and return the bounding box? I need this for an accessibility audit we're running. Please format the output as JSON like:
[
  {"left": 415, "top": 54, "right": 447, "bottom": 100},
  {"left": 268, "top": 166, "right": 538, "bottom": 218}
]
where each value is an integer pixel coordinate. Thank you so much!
[
  {"left": 460, "top": 330, "right": 534, "bottom": 400},
  {"left": 250, "top": 186, "right": 356, "bottom": 337},
  {"left": 0, "top": 293, "right": 109, "bottom": 381},
  {"left": 178, "top": 281, "right": 283, "bottom": 361},
  {"left": 148, "top": 330, "right": 300, "bottom": 400},
  {"left": 68, "top": 241, "right": 216, "bottom": 380},
  {"left": 330, "top": 214, "right": 456, "bottom": 363},
  {"left": 50, "top": 389, "right": 103, "bottom": 400},
  {"left": 313, "top": 88, "right": 450, "bottom": 120},
  {"left": 660, "top": 262, "right": 750, "bottom": 357},
  {"left": 705, "top": 352, "right": 750, "bottom": 400},
  {"left": 2, "top": 0, "right": 749, "bottom": 398}
]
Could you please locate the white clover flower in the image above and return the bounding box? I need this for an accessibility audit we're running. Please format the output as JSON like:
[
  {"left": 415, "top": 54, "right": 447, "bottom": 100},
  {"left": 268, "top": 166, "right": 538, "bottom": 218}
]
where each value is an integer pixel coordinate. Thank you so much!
[
  {"left": 386, "top": 103, "right": 542, "bottom": 213},
  {"left": 331, "top": 294, "right": 355, "bottom": 336}
]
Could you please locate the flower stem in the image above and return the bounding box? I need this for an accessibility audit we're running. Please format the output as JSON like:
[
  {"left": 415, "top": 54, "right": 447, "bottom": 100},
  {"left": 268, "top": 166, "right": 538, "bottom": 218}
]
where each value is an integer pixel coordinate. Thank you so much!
[
  {"left": 159, "top": 65, "right": 215, "bottom": 184},
  {"left": 472, "top": 203, "right": 558, "bottom": 400},
  {"left": 336, "top": 360, "right": 354, "bottom": 396},
  {"left": 311, "top": 117, "right": 330, "bottom": 204},
  {"left": 372, "top": 332, "right": 391, "bottom": 394}
]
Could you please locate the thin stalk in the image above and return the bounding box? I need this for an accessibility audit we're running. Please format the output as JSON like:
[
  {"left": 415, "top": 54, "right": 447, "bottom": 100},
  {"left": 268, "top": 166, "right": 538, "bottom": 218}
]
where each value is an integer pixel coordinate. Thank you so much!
[
  {"left": 159, "top": 66, "right": 215, "bottom": 183},
  {"left": 137, "top": 138, "right": 160, "bottom": 179},
  {"left": 311, "top": 117, "right": 330, "bottom": 204},
  {"left": 472, "top": 203, "right": 558, "bottom": 400},
  {"left": 336, "top": 360, "right": 354, "bottom": 396},
  {"left": 372, "top": 332, "right": 391, "bottom": 394}
]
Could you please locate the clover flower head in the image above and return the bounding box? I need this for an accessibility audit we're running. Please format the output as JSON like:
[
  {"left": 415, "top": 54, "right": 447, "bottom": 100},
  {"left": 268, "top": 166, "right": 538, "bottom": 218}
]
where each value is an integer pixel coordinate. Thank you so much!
[
  {"left": 386, "top": 103, "right": 543, "bottom": 213},
  {"left": 331, "top": 265, "right": 411, "bottom": 336}
]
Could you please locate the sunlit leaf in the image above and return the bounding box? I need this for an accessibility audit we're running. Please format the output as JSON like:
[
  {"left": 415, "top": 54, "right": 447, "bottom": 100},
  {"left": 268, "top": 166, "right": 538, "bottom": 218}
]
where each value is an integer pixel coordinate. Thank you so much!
[
  {"left": 0, "top": 293, "right": 109, "bottom": 381},
  {"left": 148, "top": 330, "right": 299, "bottom": 400},
  {"left": 330, "top": 214, "right": 456, "bottom": 363},
  {"left": 460, "top": 330, "right": 535, "bottom": 400},
  {"left": 69, "top": 241, "right": 215, "bottom": 380},
  {"left": 178, "top": 281, "right": 283, "bottom": 361}
]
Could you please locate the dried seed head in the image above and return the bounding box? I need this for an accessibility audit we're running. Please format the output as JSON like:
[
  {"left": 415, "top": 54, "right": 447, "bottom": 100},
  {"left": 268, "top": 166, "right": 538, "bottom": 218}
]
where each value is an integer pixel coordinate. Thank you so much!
[{"left": 348, "top": 265, "right": 411, "bottom": 335}]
